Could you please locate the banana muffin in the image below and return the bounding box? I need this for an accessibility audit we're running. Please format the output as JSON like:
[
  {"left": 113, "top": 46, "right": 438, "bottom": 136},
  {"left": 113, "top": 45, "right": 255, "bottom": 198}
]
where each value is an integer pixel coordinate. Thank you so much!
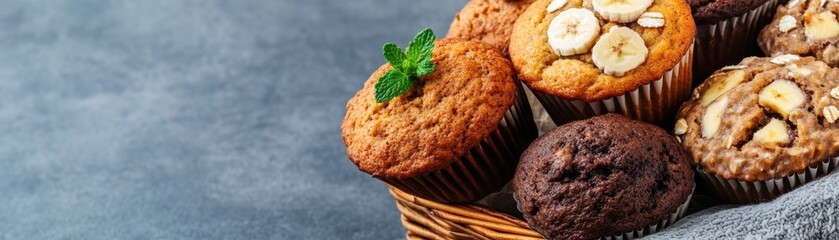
[
  {"left": 509, "top": 0, "right": 695, "bottom": 125},
  {"left": 342, "top": 38, "right": 537, "bottom": 203},
  {"left": 447, "top": 0, "right": 536, "bottom": 56},
  {"left": 513, "top": 114, "right": 694, "bottom": 240},
  {"left": 758, "top": 0, "right": 839, "bottom": 67},
  {"left": 675, "top": 55, "right": 839, "bottom": 203},
  {"left": 690, "top": 0, "right": 780, "bottom": 83}
]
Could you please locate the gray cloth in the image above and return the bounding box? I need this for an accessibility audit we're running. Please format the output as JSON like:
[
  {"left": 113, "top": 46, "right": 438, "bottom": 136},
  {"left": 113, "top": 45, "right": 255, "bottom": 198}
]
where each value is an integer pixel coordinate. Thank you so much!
[
  {"left": 1, "top": 0, "right": 836, "bottom": 239},
  {"left": 647, "top": 171, "right": 839, "bottom": 240}
]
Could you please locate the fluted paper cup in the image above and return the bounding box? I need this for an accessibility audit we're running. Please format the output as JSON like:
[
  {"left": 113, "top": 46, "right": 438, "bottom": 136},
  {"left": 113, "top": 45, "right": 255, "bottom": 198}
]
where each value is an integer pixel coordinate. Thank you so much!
[
  {"left": 692, "top": 0, "right": 781, "bottom": 84},
  {"left": 534, "top": 44, "right": 694, "bottom": 126},
  {"left": 381, "top": 82, "right": 538, "bottom": 203},
  {"left": 697, "top": 155, "right": 839, "bottom": 204}
]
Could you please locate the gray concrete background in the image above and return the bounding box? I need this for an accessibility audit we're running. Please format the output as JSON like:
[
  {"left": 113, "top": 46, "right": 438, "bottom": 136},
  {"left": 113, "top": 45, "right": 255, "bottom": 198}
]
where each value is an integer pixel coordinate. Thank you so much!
[
  {"left": 3, "top": 1, "right": 837, "bottom": 239},
  {"left": 0, "top": 0, "right": 467, "bottom": 239}
]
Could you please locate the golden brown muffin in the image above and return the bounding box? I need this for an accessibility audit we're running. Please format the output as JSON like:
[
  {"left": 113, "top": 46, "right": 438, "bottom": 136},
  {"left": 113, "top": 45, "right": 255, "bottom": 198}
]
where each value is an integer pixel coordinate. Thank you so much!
[
  {"left": 448, "top": 0, "right": 536, "bottom": 56},
  {"left": 342, "top": 38, "right": 515, "bottom": 179},
  {"left": 509, "top": 0, "right": 695, "bottom": 102},
  {"left": 675, "top": 56, "right": 839, "bottom": 181},
  {"left": 758, "top": 0, "right": 839, "bottom": 67}
]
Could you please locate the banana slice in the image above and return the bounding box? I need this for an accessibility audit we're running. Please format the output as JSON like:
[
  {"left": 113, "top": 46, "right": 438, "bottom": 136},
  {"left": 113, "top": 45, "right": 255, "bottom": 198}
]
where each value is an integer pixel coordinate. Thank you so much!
[
  {"left": 804, "top": 11, "right": 839, "bottom": 41},
  {"left": 548, "top": 8, "right": 601, "bottom": 56},
  {"left": 758, "top": 79, "right": 808, "bottom": 119},
  {"left": 591, "top": 26, "right": 648, "bottom": 76},
  {"left": 702, "top": 97, "right": 728, "bottom": 138},
  {"left": 753, "top": 118, "right": 791, "bottom": 144},
  {"left": 592, "top": 0, "right": 654, "bottom": 23},
  {"left": 547, "top": 0, "right": 567, "bottom": 13},
  {"left": 700, "top": 70, "right": 747, "bottom": 106}
]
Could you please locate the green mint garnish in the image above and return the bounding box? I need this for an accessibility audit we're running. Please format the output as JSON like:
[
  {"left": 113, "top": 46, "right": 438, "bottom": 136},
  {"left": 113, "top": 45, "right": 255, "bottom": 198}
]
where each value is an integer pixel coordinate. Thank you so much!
[{"left": 374, "top": 28, "right": 436, "bottom": 103}]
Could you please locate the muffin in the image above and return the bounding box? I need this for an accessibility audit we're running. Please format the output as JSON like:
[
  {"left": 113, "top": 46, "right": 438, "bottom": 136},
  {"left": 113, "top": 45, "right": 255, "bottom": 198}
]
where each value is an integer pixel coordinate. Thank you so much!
[
  {"left": 447, "top": 0, "right": 557, "bottom": 132},
  {"left": 674, "top": 55, "right": 839, "bottom": 204},
  {"left": 513, "top": 114, "right": 694, "bottom": 240},
  {"left": 342, "top": 38, "right": 537, "bottom": 203},
  {"left": 448, "top": 0, "right": 536, "bottom": 56},
  {"left": 509, "top": 0, "right": 695, "bottom": 126},
  {"left": 691, "top": 0, "right": 781, "bottom": 83},
  {"left": 758, "top": 0, "right": 839, "bottom": 68}
]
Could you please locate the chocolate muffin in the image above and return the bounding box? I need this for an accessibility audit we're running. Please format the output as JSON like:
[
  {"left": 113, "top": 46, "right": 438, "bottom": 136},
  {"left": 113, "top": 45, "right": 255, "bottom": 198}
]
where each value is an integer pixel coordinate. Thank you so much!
[
  {"left": 513, "top": 114, "right": 694, "bottom": 240},
  {"left": 447, "top": 0, "right": 536, "bottom": 56},
  {"left": 690, "top": 0, "right": 773, "bottom": 25},
  {"left": 343, "top": 38, "right": 537, "bottom": 203},
  {"left": 509, "top": 0, "right": 695, "bottom": 125},
  {"left": 758, "top": 0, "right": 839, "bottom": 67},
  {"left": 690, "top": 0, "right": 780, "bottom": 84},
  {"left": 675, "top": 55, "right": 839, "bottom": 203}
]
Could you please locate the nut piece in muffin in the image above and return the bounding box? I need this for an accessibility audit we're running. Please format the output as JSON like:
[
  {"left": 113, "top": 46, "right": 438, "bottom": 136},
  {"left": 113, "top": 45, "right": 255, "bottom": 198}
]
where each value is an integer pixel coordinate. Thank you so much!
[
  {"left": 448, "top": 0, "right": 536, "bottom": 56},
  {"left": 759, "top": 0, "right": 839, "bottom": 67},
  {"left": 676, "top": 55, "right": 839, "bottom": 182},
  {"left": 343, "top": 37, "right": 536, "bottom": 203},
  {"left": 513, "top": 114, "right": 694, "bottom": 240},
  {"left": 509, "top": 0, "right": 695, "bottom": 125}
]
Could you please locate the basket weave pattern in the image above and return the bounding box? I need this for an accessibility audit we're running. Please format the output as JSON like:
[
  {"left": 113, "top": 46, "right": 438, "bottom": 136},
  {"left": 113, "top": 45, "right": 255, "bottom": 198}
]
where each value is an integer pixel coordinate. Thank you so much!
[{"left": 389, "top": 186, "right": 543, "bottom": 240}]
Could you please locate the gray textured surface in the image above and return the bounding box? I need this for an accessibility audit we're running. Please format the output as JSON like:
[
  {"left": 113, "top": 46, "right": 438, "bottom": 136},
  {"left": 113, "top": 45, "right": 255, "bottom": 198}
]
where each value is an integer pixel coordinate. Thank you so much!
[
  {"left": 2, "top": 0, "right": 837, "bottom": 239},
  {"left": 649, "top": 170, "right": 839, "bottom": 240},
  {"left": 0, "top": 0, "right": 460, "bottom": 239}
]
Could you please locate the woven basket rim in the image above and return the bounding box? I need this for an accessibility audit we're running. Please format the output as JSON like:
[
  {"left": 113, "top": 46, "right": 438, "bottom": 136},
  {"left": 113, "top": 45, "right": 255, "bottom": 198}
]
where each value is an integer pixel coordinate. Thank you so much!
[{"left": 389, "top": 185, "right": 544, "bottom": 240}]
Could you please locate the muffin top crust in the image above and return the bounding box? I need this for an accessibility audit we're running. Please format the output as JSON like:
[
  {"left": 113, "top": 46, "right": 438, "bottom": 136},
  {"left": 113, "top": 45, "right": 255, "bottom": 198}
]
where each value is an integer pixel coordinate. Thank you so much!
[
  {"left": 342, "top": 39, "right": 515, "bottom": 179},
  {"left": 759, "top": 0, "right": 839, "bottom": 67},
  {"left": 513, "top": 114, "right": 693, "bottom": 240},
  {"left": 509, "top": 0, "right": 694, "bottom": 102},
  {"left": 448, "top": 0, "right": 536, "bottom": 56},
  {"left": 688, "top": 0, "right": 771, "bottom": 25},
  {"left": 676, "top": 56, "right": 839, "bottom": 181}
]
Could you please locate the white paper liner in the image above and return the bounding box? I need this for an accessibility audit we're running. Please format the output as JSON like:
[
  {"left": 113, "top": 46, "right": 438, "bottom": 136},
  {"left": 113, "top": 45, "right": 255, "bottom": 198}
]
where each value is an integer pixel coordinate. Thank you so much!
[
  {"left": 692, "top": 0, "right": 781, "bottom": 83},
  {"left": 697, "top": 155, "right": 839, "bottom": 204},
  {"left": 533, "top": 43, "right": 694, "bottom": 126},
  {"left": 601, "top": 187, "right": 694, "bottom": 240}
]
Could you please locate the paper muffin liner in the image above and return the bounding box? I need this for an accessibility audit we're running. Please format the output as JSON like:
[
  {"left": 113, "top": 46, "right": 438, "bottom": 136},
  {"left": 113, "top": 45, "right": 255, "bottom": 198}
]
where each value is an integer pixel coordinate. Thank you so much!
[
  {"left": 692, "top": 0, "right": 780, "bottom": 84},
  {"left": 381, "top": 82, "right": 538, "bottom": 203},
  {"left": 534, "top": 43, "right": 694, "bottom": 126},
  {"left": 697, "top": 155, "right": 839, "bottom": 204},
  {"left": 601, "top": 187, "right": 694, "bottom": 240}
]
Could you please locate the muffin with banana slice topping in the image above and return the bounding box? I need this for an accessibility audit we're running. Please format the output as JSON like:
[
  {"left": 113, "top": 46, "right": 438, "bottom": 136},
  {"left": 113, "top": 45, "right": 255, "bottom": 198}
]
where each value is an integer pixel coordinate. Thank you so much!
[
  {"left": 509, "top": 0, "right": 695, "bottom": 126},
  {"left": 758, "top": 0, "right": 839, "bottom": 67},
  {"left": 674, "top": 55, "right": 839, "bottom": 204}
]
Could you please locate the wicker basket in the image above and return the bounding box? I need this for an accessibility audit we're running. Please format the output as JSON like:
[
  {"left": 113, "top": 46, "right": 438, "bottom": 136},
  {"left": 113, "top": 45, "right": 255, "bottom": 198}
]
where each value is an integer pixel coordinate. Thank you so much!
[{"left": 389, "top": 186, "right": 543, "bottom": 240}]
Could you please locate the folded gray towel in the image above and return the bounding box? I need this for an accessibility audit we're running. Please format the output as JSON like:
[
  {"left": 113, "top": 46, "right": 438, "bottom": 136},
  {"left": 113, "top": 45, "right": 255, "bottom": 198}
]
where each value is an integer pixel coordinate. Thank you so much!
[{"left": 648, "top": 171, "right": 839, "bottom": 239}]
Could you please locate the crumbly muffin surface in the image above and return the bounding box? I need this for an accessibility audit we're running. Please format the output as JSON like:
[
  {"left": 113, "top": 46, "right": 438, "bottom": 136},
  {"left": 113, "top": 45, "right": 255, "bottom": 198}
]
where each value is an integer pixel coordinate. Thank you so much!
[
  {"left": 513, "top": 114, "right": 693, "bottom": 240},
  {"left": 509, "top": 0, "right": 695, "bottom": 101},
  {"left": 342, "top": 39, "right": 515, "bottom": 179},
  {"left": 759, "top": 0, "right": 839, "bottom": 67},
  {"left": 676, "top": 56, "right": 839, "bottom": 181},
  {"left": 447, "top": 0, "right": 536, "bottom": 56},
  {"left": 688, "top": 0, "right": 770, "bottom": 25}
]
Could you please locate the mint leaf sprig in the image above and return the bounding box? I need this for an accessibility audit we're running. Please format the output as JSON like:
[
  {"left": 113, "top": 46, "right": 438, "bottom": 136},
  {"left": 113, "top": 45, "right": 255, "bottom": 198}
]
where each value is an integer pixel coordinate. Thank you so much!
[{"left": 374, "top": 28, "right": 436, "bottom": 103}]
